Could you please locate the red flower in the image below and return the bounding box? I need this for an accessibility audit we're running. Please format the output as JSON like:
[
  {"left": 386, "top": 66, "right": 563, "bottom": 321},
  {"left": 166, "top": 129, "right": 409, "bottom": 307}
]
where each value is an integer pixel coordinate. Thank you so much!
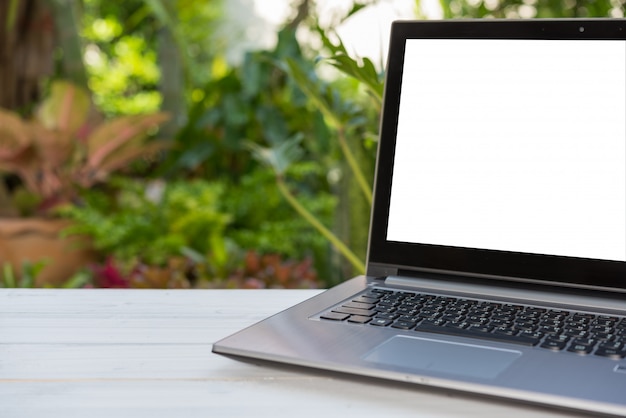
[{"left": 90, "top": 258, "right": 130, "bottom": 288}]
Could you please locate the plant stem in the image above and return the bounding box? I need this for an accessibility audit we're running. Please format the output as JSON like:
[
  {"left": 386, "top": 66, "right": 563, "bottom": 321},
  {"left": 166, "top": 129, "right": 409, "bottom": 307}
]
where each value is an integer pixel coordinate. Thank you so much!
[
  {"left": 276, "top": 178, "right": 365, "bottom": 274},
  {"left": 337, "top": 127, "right": 373, "bottom": 205}
]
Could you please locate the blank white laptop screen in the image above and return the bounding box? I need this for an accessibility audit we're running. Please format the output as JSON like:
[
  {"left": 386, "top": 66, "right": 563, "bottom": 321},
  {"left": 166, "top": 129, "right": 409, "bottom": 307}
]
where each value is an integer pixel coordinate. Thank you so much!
[{"left": 387, "top": 39, "right": 626, "bottom": 262}]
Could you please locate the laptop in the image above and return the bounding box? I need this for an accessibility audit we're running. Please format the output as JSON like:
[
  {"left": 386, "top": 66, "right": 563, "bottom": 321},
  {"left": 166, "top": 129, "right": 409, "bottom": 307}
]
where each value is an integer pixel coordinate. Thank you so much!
[{"left": 213, "top": 19, "right": 626, "bottom": 416}]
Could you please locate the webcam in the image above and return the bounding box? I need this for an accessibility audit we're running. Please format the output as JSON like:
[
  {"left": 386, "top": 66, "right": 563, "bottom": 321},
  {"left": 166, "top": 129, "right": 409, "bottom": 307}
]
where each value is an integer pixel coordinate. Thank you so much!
[{"left": 579, "top": 26, "right": 585, "bottom": 33}]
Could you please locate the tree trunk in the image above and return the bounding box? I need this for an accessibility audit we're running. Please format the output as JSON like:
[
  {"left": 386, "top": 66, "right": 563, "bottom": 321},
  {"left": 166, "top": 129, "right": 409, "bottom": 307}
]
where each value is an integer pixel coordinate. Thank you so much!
[
  {"left": 48, "top": 0, "right": 89, "bottom": 90},
  {"left": 157, "top": 0, "right": 186, "bottom": 140},
  {"left": 0, "top": 0, "right": 55, "bottom": 112}
]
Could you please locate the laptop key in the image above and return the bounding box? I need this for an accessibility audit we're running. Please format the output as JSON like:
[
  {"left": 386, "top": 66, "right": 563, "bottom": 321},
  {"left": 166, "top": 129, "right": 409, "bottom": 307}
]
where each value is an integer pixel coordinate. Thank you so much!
[
  {"left": 391, "top": 320, "right": 417, "bottom": 330},
  {"left": 563, "top": 330, "right": 589, "bottom": 339},
  {"left": 444, "top": 321, "right": 469, "bottom": 330},
  {"left": 594, "top": 347, "right": 626, "bottom": 359},
  {"left": 320, "top": 312, "right": 349, "bottom": 321},
  {"left": 332, "top": 307, "right": 376, "bottom": 317},
  {"left": 375, "top": 312, "right": 399, "bottom": 320},
  {"left": 493, "top": 327, "right": 519, "bottom": 336},
  {"left": 567, "top": 343, "right": 595, "bottom": 355},
  {"left": 342, "top": 301, "right": 375, "bottom": 310},
  {"left": 370, "top": 318, "right": 393, "bottom": 327},
  {"left": 572, "top": 338, "right": 596, "bottom": 346},
  {"left": 467, "top": 325, "right": 493, "bottom": 333},
  {"left": 347, "top": 315, "right": 372, "bottom": 324},
  {"left": 519, "top": 331, "right": 544, "bottom": 340},
  {"left": 540, "top": 339, "right": 567, "bottom": 351},
  {"left": 354, "top": 295, "right": 380, "bottom": 303},
  {"left": 421, "top": 318, "right": 447, "bottom": 327}
]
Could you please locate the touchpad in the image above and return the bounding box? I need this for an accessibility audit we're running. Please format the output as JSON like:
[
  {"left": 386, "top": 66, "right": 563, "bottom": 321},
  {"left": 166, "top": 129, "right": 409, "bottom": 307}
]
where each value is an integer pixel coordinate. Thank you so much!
[{"left": 363, "top": 335, "right": 522, "bottom": 379}]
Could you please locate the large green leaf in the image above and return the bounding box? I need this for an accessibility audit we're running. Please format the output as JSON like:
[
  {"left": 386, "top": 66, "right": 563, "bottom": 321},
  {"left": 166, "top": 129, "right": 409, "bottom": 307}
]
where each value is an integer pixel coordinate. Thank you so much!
[{"left": 315, "top": 26, "right": 383, "bottom": 105}]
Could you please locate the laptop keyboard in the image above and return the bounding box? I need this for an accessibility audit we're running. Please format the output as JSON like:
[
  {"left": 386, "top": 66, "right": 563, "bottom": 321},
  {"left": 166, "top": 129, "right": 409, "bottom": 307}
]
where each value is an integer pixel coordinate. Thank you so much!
[{"left": 320, "top": 288, "right": 626, "bottom": 359}]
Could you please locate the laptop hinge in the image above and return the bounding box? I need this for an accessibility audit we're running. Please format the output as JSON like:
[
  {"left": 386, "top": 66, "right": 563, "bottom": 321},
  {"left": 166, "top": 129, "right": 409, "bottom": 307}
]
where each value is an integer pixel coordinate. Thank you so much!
[
  {"left": 386, "top": 268, "right": 560, "bottom": 294},
  {"left": 366, "top": 263, "right": 398, "bottom": 277}
]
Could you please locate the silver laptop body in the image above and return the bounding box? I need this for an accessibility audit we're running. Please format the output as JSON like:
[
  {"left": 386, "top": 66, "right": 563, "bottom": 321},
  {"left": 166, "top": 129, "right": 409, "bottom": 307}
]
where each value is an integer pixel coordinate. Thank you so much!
[{"left": 213, "top": 19, "right": 626, "bottom": 416}]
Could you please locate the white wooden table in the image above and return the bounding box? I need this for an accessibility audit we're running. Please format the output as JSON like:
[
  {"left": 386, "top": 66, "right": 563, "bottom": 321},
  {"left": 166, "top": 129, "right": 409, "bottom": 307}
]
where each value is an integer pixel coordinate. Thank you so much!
[{"left": 0, "top": 289, "right": 584, "bottom": 418}]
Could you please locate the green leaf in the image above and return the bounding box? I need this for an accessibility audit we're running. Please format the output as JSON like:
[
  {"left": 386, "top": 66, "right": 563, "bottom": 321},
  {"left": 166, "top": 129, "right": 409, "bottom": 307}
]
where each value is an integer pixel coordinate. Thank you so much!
[
  {"left": 315, "top": 23, "right": 348, "bottom": 56},
  {"left": 180, "top": 246, "right": 206, "bottom": 264},
  {"left": 325, "top": 55, "right": 383, "bottom": 105},
  {"left": 62, "top": 271, "right": 91, "bottom": 289},
  {"left": 20, "top": 260, "right": 48, "bottom": 288},
  {"left": 247, "top": 135, "right": 304, "bottom": 176},
  {"left": 313, "top": 25, "right": 383, "bottom": 105},
  {"left": 2, "top": 263, "right": 16, "bottom": 288},
  {"left": 37, "top": 81, "right": 90, "bottom": 134}
]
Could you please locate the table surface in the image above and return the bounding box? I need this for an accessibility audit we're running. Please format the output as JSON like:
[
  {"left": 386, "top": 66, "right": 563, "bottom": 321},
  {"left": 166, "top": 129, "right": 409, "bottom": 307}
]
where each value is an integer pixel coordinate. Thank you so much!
[{"left": 0, "top": 289, "right": 587, "bottom": 418}]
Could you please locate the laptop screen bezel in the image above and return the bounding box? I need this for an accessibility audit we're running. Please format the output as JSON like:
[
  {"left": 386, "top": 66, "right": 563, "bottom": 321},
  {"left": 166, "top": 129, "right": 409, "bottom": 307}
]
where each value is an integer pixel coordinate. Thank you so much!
[{"left": 368, "top": 19, "right": 626, "bottom": 291}]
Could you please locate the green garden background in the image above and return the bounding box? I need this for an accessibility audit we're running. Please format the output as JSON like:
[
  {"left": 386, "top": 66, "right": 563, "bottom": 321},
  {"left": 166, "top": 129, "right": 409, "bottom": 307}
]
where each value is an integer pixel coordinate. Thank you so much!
[{"left": 0, "top": 0, "right": 622, "bottom": 289}]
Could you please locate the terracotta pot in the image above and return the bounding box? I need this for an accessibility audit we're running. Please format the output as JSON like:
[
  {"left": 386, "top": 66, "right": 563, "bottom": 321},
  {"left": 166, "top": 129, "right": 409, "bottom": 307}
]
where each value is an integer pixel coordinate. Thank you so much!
[{"left": 0, "top": 218, "right": 96, "bottom": 287}]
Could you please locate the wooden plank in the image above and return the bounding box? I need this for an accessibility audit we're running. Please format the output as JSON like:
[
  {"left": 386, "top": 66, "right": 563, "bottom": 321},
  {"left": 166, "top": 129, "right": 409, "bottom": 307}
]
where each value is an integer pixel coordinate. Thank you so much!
[
  {"left": 0, "top": 289, "right": 317, "bottom": 315},
  {"left": 0, "top": 289, "right": 322, "bottom": 344}
]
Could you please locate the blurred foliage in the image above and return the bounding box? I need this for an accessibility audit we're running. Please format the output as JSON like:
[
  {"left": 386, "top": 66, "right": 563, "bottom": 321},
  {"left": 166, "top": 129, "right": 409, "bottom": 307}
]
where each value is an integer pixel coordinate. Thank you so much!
[
  {"left": 266, "top": 16, "right": 382, "bottom": 275},
  {"left": 61, "top": 177, "right": 231, "bottom": 270},
  {"left": 81, "top": 0, "right": 223, "bottom": 116},
  {"left": 28, "top": 0, "right": 624, "bottom": 289},
  {"left": 249, "top": 136, "right": 364, "bottom": 273},
  {"left": 1, "top": 260, "right": 46, "bottom": 288},
  {"left": 1, "top": 260, "right": 90, "bottom": 288},
  {"left": 0, "top": 81, "right": 169, "bottom": 216},
  {"left": 83, "top": 249, "right": 321, "bottom": 289},
  {"left": 155, "top": 24, "right": 366, "bottom": 279},
  {"left": 223, "top": 166, "right": 336, "bottom": 262},
  {"left": 426, "top": 0, "right": 624, "bottom": 18},
  {"left": 61, "top": 170, "right": 335, "bottom": 285},
  {"left": 160, "top": 27, "right": 331, "bottom": 179},
  {"left": 220, "top": 250, "right": 321, "bottom": 289}
]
